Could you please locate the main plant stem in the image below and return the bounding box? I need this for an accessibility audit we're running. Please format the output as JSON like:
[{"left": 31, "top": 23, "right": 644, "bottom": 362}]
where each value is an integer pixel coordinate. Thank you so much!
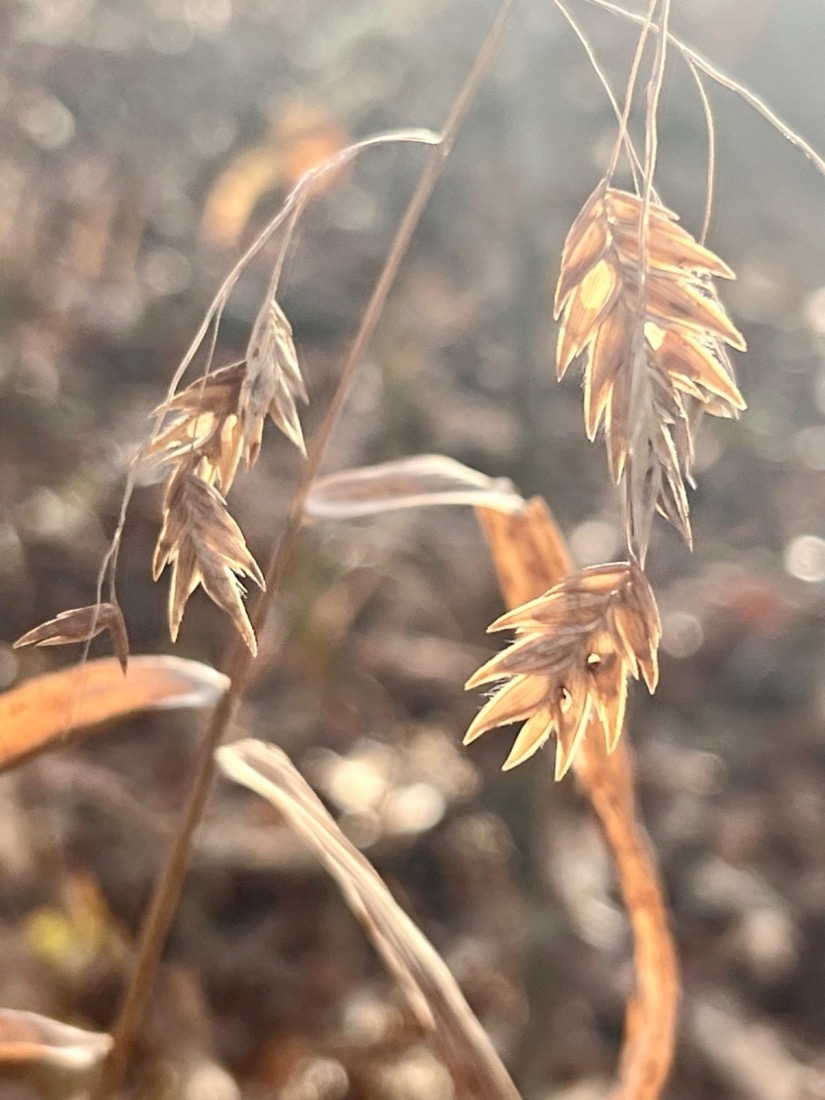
[{"left": 92, "top": 2, "right": 517, "bottom": 1095}]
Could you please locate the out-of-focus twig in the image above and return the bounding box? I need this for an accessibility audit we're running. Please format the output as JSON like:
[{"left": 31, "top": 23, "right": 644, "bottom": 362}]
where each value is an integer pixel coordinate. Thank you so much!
[{"left": 91, "top": 3, "right": 518, "bottom": 1095}]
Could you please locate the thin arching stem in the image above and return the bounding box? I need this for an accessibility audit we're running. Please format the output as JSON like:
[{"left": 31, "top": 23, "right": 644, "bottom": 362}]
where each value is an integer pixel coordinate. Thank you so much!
[
  {"left": 585, "top": 0, "right": 825, "bottom": 182},
  {"left": 688, "top": 59, "right": 716, "bottom": 245},
  {"left": 91, "top": 127, "right": 440, "bottom": 630},
  {"left": 637, "top": 0, "right": 671, "bottom": 300},
  {"left": 553, "top": 0, "right": 643, "bottom": 190},
  {"left": 605, "top": 0, "right": 659, "bottom": 185}
]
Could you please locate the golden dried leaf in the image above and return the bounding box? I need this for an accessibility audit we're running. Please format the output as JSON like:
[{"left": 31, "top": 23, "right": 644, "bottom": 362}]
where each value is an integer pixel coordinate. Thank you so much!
[
  {"left": 0, "top": 655, "right": 229, "bottom": 774},
  {"left": 555, "top": 183, "right": 746, "bottom": 559},
  {"left": 465, "top": 561, "right": 660, "bottom": 779},
  {"left": 14, "top": 603, "right": 129, "bottom": 674},
  {"left": 201, "top": 102, "right": 349, "bottom": 249},
  {"left": 153, "top": 469, "right": 265, "bottom": 653},
  {"left": 0, "top": 1008, "right": 111, "bottom": 1071}
]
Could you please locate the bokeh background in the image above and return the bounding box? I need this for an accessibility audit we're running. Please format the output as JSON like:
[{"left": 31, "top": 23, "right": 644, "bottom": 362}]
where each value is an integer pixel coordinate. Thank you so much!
[{"left": 2, "top": 0, "right": 825, "bottom": 1097}]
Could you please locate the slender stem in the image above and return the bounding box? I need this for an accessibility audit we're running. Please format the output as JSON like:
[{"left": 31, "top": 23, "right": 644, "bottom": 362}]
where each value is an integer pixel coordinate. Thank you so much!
[
  {"left": 584, "top": 0, "right": 825, "bottom": 181},
  {"left": 687, "top": 59, "right": 716, "bottom": 245},
  {"left": 605, "top": 0, "right": 658, "bottom": 184},
  {"left": 638, "top": 0, "right": 670, "bottom": 296},
  {"left": 553, "top": 0, "right": 643, "bottom": 191},
  {"left": 91, "top": 2, "right": 516, "bottom": 1095}
]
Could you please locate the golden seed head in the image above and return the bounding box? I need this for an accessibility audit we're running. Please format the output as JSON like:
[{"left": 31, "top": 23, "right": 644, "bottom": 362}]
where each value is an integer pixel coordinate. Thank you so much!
[
  {"left": 555, "top": 184, "right": 745, "bottom": 560},
  {"left": 464, "top": 562, "right": 660, "bottom": 780}
]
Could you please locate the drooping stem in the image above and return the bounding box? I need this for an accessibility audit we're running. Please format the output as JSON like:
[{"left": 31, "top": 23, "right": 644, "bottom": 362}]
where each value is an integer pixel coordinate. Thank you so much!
[
  {"left": 687, "top": 59, "right": 716, "bottom": 245},
  {"left": 90, "top": 2, "right": 517, "bottom": 1096},
  {"left": 637, "top": 0, "right": 670, "bottom": 292},
  {"left": 585, "top": 0, "right": 825, "bottom": 182},
  {"left": 605, "top": 0, "right": 658, "bottom": 184},
  {"left": 553, "top": 0, "right": 643, "bottom": 191}
]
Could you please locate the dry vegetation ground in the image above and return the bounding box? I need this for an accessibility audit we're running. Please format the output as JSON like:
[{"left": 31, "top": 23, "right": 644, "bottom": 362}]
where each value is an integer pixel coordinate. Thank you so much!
[{"left": 2, "top": 1, "right": 825, "bottom": 1098}]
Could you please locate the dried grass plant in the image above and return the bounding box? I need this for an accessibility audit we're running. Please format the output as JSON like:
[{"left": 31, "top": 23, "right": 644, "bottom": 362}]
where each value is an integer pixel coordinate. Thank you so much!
[{"left": 6, "top": 1, "right": 825, "bottom": 1097}]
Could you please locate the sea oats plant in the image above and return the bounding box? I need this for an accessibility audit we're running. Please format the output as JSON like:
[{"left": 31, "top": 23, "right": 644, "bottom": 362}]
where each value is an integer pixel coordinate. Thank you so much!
[{"left": 6, "top": 1, "right": 825, "bottom": 1097}]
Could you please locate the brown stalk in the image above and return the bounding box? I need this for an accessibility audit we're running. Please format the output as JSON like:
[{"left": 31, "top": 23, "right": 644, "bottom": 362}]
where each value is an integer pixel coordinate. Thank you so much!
[
  {"left": 476, "top": 499, "right": 678, "bottom": 1100},
  {"left": 90, "top": 2, "right": 517, "bottom": 1095}
]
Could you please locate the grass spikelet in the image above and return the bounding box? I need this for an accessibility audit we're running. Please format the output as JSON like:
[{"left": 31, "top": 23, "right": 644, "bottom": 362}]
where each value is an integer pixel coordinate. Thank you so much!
[
  {"left": 554, "top": 183, "right": 746, "bottom": 559},
  {"left": 242, "top": 296, "right": 307, "bottom": 456},
  {"left": 13, "top": 603, "right": 129, "bottom": 674},
  {"left": 146, "top": 363, "right": 251, "bottom": 492},
  {"left": 465, "top": 561, "right": 660, "bottom": 779},
  {"left": 152, "top": 466, "right": 265, "bottom": 653}
]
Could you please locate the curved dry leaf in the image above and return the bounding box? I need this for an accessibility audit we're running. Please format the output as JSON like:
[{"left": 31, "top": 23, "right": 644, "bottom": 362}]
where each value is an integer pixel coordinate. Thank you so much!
[
  {"left": 217, "top": 739, "right": 520, "bottom": 1100},
  {"left": 306, "top": 455, "right": 523, "bottom": 520},
  {"left": 0, "top": 655, "right": 229, "bottom": 774},
  {"left": 0, "top": 1008, "right": 111, "bottom": 1071},
  {"left": 14, "top": 603, "right": 129, "bottom": 674}
]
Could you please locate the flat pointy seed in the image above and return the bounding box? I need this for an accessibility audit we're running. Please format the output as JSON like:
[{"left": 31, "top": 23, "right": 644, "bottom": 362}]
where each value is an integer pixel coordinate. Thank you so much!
[
  {"left": 464, "top": 675, "right": 549, "bottom": 744},
  {"left": 644, "top": 274, "right": 746, "bottom": 349},
  {"left": 584, "top": 305, "right": 630, "bottom": 440},
  {"left": 659, "top": 329, "right": 746, "bottom": 410},
  {"left": 13, "top": 603, "right": 130, "bottom": 674},
  {"left": 556, "top": 260, "right": 620, "bottom": 378},
  {"left": 501, "top": 708, "right": 553, "bottom": 771},
  {"left": 613, "top": 221, "right": 735, "bottom": 279},
  {"left": 554, "top": 215, "right": 609, "bottom": 316}
]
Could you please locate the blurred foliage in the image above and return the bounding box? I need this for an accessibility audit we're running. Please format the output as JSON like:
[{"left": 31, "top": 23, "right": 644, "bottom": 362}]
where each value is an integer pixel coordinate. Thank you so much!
[{"left": 2, "top": 0, "right": 825, "bottom": 1097}]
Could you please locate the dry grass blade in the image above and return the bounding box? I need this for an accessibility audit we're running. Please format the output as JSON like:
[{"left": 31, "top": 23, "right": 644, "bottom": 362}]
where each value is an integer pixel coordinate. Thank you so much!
[
  {"left": 14, "top": 602, "right": 129, "bottom": 674},
  {"left": 0, "top": 1008, "right": 112, "bottom": 1072},
  {"left": 153, "top": 468, "right": 265, "bottom": 653},
  {"left": 306, "top": 454, "right": 524, "bottom": 519},
  {"left": 555, "top": 183, "right": 745, "bottom": 558},
  {"left": 465, "top": 560, "right": 660, "bottom": 778},
  {"left": 0, "top": 656, "right": 228, "bottom": 775},
  {"left": 475, "top": 500, "right": 678, "bottom": 1100},
  {"left": 217, "top": 739, "right": 521, "bottom": 1100}
]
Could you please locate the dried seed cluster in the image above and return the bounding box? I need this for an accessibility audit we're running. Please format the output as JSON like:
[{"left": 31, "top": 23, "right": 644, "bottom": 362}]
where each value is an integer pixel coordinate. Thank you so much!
[
  {"left": 152, "top": 465, "right": 266, "bottom": 654},
  {"left": 554, "top": 184, "right": 746, "bottom": 559},
  {"left": 465, "top": 562, "right": 660, "bottom": 779},
  {"left": 15, "top": 287, "right": 306, "bottom": 661},
  {"left": 143, "top": 295, "right": 306, "bottom": 652}
]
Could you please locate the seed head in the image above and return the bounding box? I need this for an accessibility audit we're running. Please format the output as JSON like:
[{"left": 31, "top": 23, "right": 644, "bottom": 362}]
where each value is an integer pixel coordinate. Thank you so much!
[{"left": 465, "top": 562, "right": 660, "bottom": 779}]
